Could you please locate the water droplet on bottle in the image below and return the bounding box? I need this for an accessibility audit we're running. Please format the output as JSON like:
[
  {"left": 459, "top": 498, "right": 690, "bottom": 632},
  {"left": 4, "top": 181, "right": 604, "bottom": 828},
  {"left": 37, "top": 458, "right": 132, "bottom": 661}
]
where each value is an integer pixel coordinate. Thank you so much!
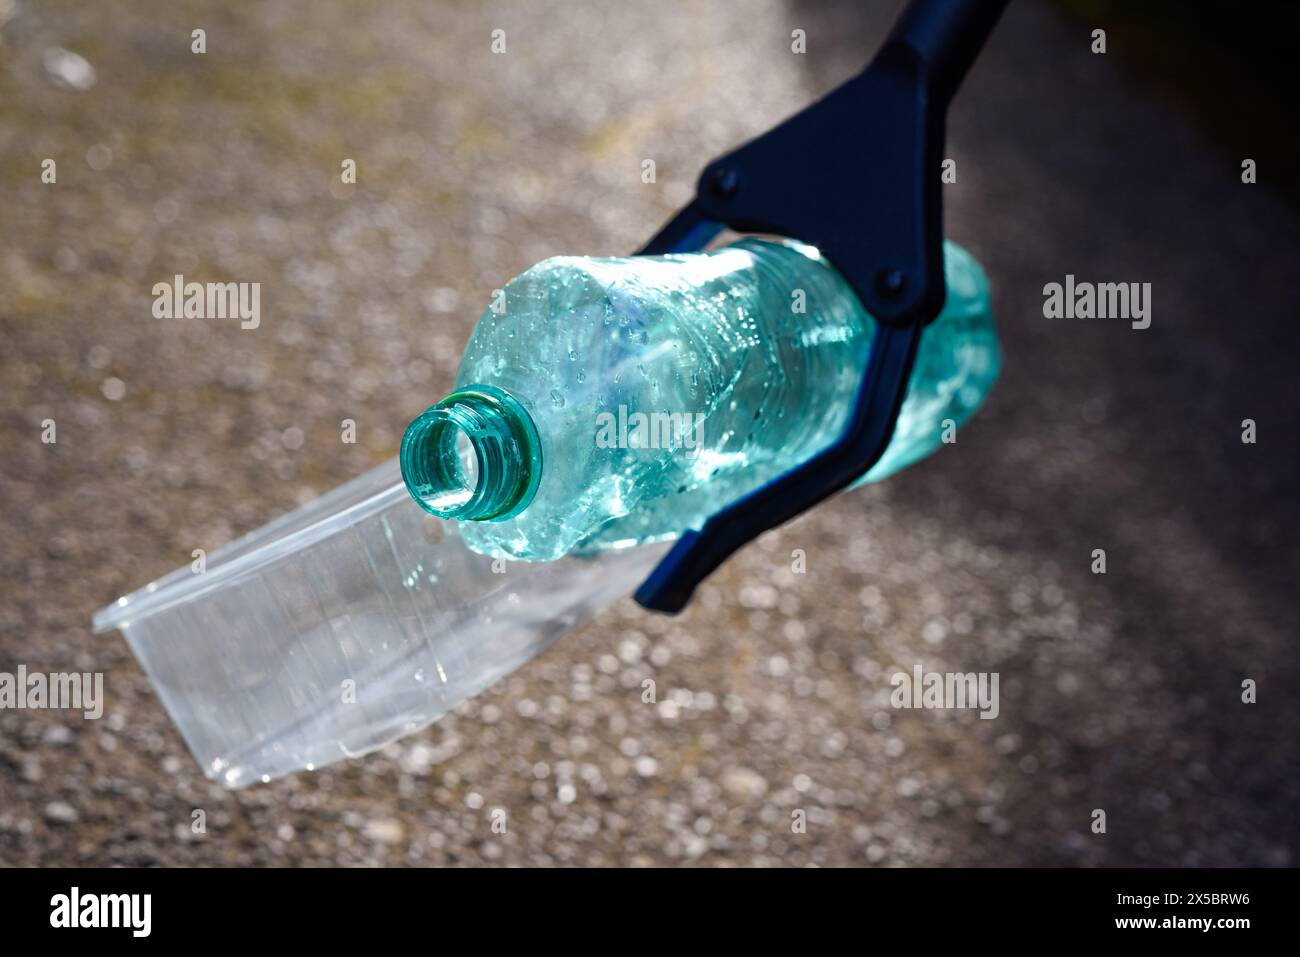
[{"left": 550, "top": 389, "right": 565, "bottom": 408}]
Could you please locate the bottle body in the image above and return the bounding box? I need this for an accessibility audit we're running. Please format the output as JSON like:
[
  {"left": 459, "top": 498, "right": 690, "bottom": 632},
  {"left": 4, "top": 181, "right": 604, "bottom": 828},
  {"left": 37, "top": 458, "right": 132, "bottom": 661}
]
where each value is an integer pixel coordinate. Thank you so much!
[{"left": 403, "top": 238, "right": 999, "bottom": 561}]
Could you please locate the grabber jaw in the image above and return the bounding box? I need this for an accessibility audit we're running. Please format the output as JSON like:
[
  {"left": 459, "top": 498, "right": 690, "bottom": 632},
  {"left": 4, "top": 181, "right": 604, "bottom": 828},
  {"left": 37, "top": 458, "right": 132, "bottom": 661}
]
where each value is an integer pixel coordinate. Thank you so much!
[{"left": 632, "top": 0, "right": 1008, "bottom": 613}]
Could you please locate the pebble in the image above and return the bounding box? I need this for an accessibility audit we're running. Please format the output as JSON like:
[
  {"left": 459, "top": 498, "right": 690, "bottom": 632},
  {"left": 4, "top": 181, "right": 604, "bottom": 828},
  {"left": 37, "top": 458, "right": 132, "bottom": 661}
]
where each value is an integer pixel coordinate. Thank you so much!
[
  {"left": 721, "top": 767, "right": 768, "bottom": 801},
  {"left": 362, "top": 819, "right": 405, "bottom": 844},
  {"left": 45, "top": 802, "right": 80, "bottom": 825},
  {"left": 42, "top": 47, "right": 97, "bottom": 91}
]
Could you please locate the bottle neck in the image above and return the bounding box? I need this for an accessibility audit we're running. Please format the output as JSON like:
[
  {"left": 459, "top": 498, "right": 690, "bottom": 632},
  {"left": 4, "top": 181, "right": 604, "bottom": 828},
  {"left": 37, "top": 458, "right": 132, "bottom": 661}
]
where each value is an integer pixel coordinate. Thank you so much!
[{"left": 400, "top": 385, "right": 542, "bottom": 522}]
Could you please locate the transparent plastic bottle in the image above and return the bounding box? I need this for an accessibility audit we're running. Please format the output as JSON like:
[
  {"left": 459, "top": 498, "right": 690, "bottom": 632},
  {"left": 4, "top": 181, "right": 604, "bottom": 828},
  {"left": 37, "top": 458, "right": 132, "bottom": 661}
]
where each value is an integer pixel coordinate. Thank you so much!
[{"left": 402, "top": 238, "right": 1000, "bottom": 561}]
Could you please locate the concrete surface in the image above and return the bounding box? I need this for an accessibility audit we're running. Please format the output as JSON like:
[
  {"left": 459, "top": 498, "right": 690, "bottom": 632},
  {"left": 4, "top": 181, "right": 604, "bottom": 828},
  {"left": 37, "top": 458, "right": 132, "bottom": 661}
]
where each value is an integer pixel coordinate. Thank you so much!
[{"left": 1, "top": 0, "right": 1297, "bottom": 865}]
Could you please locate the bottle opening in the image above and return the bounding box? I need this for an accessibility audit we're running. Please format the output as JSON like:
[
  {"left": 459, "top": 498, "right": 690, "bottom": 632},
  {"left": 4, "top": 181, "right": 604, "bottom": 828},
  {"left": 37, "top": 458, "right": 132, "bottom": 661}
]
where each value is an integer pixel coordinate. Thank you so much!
[
  {"left": 407, "top": 417, "right": 479, "bottom": 513},
  {"left": 400, "top": 385, "right": 541, "bottom": 522}
]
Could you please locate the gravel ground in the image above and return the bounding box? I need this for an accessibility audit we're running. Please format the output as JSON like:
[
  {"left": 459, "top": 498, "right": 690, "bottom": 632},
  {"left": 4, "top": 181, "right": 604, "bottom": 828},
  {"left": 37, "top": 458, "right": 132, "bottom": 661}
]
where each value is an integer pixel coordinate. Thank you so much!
[{"left": 1, "top": 0, "right": 1297, "bottom": 866}]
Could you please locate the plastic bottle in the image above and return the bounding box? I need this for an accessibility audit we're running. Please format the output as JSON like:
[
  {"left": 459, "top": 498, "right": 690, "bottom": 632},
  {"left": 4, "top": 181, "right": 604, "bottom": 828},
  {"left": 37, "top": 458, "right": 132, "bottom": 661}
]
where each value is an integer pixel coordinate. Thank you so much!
[
  {"left": 401, "top": 238, "right": 999, "bottom": 562},
  {"left": 93, "top": 240, "right": 998, "bottom": 787}
]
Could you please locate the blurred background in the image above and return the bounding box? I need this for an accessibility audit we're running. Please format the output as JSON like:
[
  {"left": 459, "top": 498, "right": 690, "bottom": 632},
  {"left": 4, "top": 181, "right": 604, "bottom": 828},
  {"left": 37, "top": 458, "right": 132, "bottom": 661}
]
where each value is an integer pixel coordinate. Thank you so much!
[{"left": 1, "top": 0, "right": 1297, "bottom": 866}]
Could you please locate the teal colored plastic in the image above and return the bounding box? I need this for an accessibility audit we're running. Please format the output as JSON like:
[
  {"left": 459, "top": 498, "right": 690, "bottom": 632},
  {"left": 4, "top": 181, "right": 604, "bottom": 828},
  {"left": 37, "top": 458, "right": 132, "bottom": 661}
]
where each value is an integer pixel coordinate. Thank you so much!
[
  {"left": 401, "top": 384, "right": 542, "bottom": 522},
  {"left": 402, "top": 238, "right": 1000, "bottom": 561}
]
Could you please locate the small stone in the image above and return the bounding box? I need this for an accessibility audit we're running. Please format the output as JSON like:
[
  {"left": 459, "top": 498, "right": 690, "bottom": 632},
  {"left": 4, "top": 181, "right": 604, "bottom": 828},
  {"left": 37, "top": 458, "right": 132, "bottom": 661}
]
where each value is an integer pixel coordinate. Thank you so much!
[
  {"left": 633, "top": 756, "right": 658, "bottom": 777},
  {"left": 43, "top": 47, "right": 97, "bottom": 91},
  {"left": 722, "top": 766, "right": 768, "bottom": 801},
  {"left": 363, "top": 818, "right": 405, "bottom": 844},
  {"left": 45, "top": 801, "right": 79, "bottom": 825},
  {"left": 41, "top": 725, "right": 73, "bottom": 746}
]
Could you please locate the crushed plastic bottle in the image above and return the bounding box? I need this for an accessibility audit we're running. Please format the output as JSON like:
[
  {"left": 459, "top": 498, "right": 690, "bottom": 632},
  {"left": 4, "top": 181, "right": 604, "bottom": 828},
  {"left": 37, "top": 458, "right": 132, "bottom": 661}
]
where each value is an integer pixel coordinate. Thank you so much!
[
  {"left": 402, "top": 238, "right": 1000, "bottom": 561},
  {"left": 94, "top": 238, "right": 998, "bottom": 788}
]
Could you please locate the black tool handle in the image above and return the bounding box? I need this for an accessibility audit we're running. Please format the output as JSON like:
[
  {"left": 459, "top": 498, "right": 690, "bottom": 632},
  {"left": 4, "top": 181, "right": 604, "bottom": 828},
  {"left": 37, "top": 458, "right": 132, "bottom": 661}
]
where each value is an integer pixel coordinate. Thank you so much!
[{"left": 635, "top": 0, "right": 1008, "bottom": 613}]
